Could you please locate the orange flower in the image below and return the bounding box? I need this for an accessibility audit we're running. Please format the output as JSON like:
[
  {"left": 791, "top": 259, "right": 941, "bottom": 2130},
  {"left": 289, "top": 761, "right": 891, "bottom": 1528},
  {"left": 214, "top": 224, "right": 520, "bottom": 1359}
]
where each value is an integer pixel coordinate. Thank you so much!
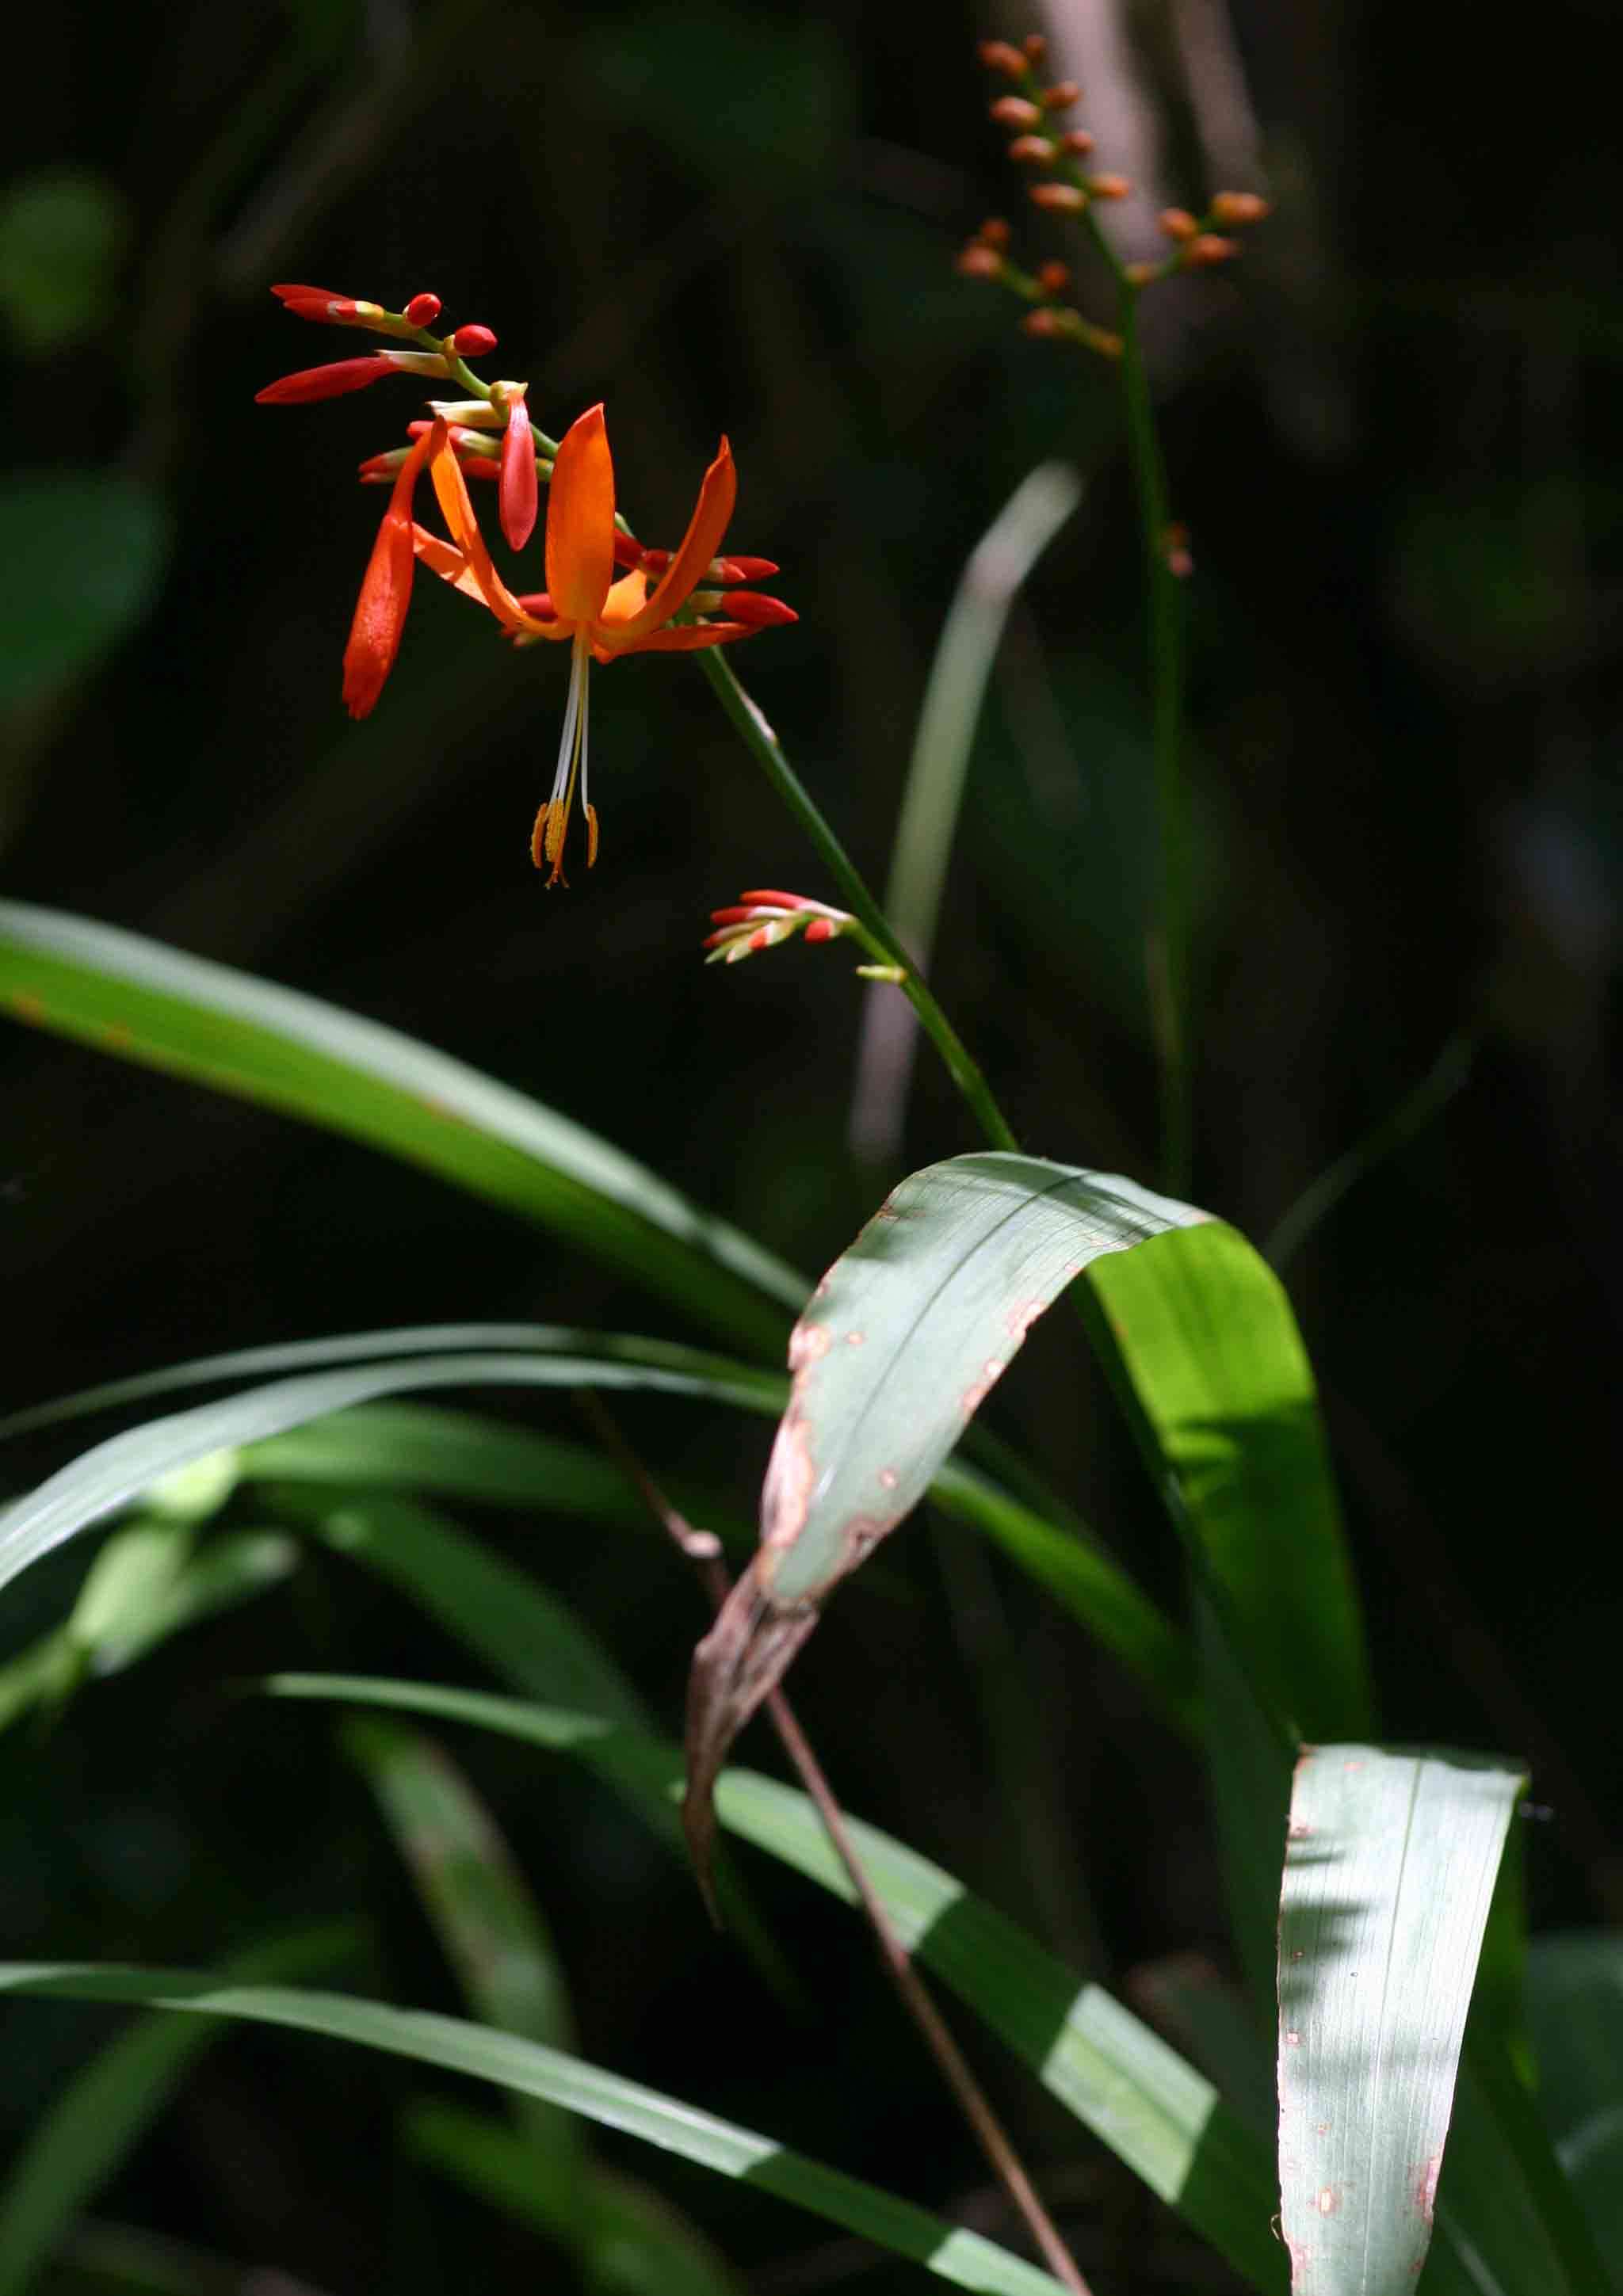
[
  {"left": 342, "top": 428, "right": 434, "bottom": 719},
  {"left": 414, "top": 404, "right": 792, "bottom": 885}
]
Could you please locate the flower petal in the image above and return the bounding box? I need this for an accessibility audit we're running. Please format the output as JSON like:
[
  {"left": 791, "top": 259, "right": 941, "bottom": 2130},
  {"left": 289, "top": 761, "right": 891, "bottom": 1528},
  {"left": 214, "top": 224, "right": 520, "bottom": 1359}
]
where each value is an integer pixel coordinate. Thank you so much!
[
  {"left": 609, "top": 437, "right": 736, "bottom": 642},
  {"left": 595, "top": 619, "right": 753, "bottom": 659},
  {"left": 427, "top": 425, "right": 551, "bottom": 636},
  {"left": 342, "top": 430, "right": 433, "bottom": 716},
  {"left": 498, "top": 394, "right": 538, "bottom": 551},
  {"left": 545, "top": 404, "right": 617, "bottom": 626}
]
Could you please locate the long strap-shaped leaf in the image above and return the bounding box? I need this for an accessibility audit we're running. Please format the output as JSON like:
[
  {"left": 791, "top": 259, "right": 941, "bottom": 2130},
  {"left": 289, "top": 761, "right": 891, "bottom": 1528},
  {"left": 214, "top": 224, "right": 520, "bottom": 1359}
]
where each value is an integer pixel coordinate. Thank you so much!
[
  {"left": 1275, "top": 1745, "right": 1523, "bottom": 2294},
  {"left": 263, "top": 1672, "right": 1289, "bottom": 2293},
  {"left": 0, "top": 1341, "right": 1193, "bottom": 1726},
  {"left": 0, "top": 1966, "right": 1064, "bottom": 2296},
  {"left": 0, "top": 901, "right": 800, "bottom": 1350},
  {"left": 685, "top": 1154, "right": 1206, "bottom": 1863}
]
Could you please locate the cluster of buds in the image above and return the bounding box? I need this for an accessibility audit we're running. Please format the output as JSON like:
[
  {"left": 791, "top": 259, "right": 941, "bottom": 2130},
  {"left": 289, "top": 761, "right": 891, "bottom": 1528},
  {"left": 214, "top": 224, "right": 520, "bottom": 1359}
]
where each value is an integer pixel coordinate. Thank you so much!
[
  {"left": 703, "top": 891, "right": 856, "bottom": 965},
  {"left": 258, "top": 285, "right": 796, "bottom": 885},
  {"left": 956, "top": 33, "right": 1270, "bottom": 359}
]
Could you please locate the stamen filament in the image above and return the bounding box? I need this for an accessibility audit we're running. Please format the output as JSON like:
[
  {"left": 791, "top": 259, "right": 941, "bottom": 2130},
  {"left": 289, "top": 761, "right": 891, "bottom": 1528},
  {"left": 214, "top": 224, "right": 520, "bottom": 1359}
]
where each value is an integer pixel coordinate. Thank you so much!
[{"left": 539, "top": 627, "right": 592, "bottom": 884}]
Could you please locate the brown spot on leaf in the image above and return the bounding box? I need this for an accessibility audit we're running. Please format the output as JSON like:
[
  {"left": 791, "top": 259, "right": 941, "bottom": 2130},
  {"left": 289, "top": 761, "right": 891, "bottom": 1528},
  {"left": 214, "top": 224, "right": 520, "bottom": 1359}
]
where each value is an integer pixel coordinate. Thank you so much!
[
  {"left": 1005, "top": 1296, "right": 1048, "bottom": 1341},
  {"left": 788, "top": 1322, "right": 831, "bottom": 1369},
  {"left": 877, "top": 1467, "right": 898, "bottom": 1490},
  {"left": 844, "top": 1329, "right": 865, "bottom": 1346},
  {"left": 1411, "top": 2153, "right": 1442, "bottom": 2223},
  {"left": 1316, "top": 2185, "right": 1341, "bottom": 2216},
  {"left": 1285, "top": 2029, "right": 1302, "bottom": 2046},
  {"left": 1287, "top": 1820, "right": 1313, "bottom": 1840},
  {"left": 760, "top": 1408, "right": 817, "bottom": 1557}
]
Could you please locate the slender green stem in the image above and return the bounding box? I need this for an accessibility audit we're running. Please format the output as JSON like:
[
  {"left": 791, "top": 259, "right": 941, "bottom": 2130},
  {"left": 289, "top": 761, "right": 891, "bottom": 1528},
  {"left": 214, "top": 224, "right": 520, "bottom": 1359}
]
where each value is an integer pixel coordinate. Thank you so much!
[
  {"left": 695, "top": 650, "right": 1021, "bottom": 1155},
  {"left": 1113, "top": 284, "right": 1191, "bottom": 1196}
]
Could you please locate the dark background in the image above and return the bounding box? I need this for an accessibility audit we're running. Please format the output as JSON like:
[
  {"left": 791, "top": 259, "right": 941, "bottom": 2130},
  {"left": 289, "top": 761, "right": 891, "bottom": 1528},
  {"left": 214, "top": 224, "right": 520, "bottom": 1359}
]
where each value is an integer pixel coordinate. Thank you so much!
[{"left": 2, "top": 1, "right": 1620, "bottom": 2289}]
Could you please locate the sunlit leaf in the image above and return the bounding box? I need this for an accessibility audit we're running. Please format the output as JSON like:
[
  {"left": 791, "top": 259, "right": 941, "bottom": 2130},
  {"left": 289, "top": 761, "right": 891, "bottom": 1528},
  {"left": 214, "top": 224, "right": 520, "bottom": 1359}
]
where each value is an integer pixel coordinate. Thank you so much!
[
  {"left": 1275, "top": 1745, "right": 1523, "bottom": 2293},
  {"left": 263, "top": 1672, "right": 1289, "bottom": 2292},
  {"left": 0, "top": 1966, "right": 1066, "bottom": 2296},
  {"left": 685, "top": 1154, "right": 1205, "bottom": 1873}
]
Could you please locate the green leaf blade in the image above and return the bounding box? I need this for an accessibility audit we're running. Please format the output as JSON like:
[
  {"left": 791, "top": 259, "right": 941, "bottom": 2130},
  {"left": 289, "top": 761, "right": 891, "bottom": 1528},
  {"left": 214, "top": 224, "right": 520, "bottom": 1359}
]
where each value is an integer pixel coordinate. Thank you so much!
[{"left": 1275, "top": 1745, "right": 1525, "bottom": 2294}]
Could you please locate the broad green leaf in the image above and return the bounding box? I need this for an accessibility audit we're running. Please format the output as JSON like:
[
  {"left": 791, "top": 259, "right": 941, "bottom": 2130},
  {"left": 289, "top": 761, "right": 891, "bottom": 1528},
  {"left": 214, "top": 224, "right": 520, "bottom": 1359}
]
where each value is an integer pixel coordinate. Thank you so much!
[
  {"left": 1, "top": 1331, "right": 1193, "bottom": 1727},
  {"left": 0, "top": 902, "right": 800, "bottom": 1348},
  {"left": 1527, "top": 1934, "right": 1623, "bottom": 2283},
  {"left": 685, "top": 1154, "right": 1205, "bottom": 1863},
  {"left": 1275, "top": 1745, "right": 1524, "bottom": 2293},
  {"left": 0, "top": 1351, "right": 773, "bottom": 1605},
  {"left": 264, "top": 1672, "right": 1288, "bottom": 2291},
  {"left": 1087, "top": 1222, "right": 1373, "bottom": 1745},
  {"left": 0, "top": 483, "right": 169, "bottom": 715},
  {"left": 0, "top": 1927, "right": 353, "bottom": 2296},
  {"left": 407, "top": 2100, "right": 745, "bottom": 2296},
  {"left": 0, "top": 1966, "right": 1065, "bottom": 2296}
]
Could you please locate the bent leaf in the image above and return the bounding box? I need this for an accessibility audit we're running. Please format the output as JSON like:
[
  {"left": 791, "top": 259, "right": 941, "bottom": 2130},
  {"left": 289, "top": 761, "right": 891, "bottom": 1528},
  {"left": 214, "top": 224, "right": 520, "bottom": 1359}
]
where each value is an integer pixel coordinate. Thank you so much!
[
  {"left": 0, "top": 902, "right": 799, "bottom": 1350},
  {"left": 685, "top": 1153, "right": 1205, "bottom": 1875},
  {"left": 1275, "top": 1744, "right": 1524, "bottom": 2293},
  {"left": 264, "top": 1672, "right": 1288, "bottom": 2292},
  {"left": 0, "top": 1966, "right": 1064, "bottom": 2296}
]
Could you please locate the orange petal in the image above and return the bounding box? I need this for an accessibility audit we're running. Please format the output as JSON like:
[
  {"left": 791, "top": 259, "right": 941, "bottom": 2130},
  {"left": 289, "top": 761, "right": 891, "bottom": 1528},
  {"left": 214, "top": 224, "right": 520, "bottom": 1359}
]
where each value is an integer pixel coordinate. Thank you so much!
[
  {"left": 597, "top": 567, "right": 649, "bottom": 624},
  {"left": 611, "top": 437, "right": 736, "bottom": 642},
  {"left": 341, "top": 429, "right": 433, "bottom": 717},
  {"left": 545, "top": 404, "right": 617, "bottom": 626},
  {"left": 411, "top": 524, "right": 487, "bottom": 605},
  {"left": 596, "top": 619, "right": 753, "bottom": 659},
  {"left": 427, "top": 425, "right": 550, "bottom": 636}
]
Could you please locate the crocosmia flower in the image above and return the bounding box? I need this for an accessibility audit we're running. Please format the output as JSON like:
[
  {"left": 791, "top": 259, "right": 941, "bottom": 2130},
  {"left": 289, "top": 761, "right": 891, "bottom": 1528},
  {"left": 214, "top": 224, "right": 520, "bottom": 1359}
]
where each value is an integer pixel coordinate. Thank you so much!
[{"left": 417, "top": 405, "right": 792, "bottom": 885}]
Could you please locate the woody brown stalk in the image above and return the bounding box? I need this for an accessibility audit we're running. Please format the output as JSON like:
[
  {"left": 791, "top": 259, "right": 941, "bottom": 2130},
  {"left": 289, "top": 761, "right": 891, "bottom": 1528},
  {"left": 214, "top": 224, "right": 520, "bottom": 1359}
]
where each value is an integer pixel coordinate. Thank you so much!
[{"left": 575, "top": 1390, "right": 1095, "bottom": 2296}]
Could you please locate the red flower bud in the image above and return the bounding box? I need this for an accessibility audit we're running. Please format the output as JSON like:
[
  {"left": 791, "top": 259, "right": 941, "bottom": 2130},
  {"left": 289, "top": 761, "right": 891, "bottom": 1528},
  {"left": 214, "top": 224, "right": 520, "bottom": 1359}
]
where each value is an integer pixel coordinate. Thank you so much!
[
  {"left": 342, "top": 429, "right": 433, "bottom": 718},
  {"left": 1086, "top": 173, "right": 1131, "bottom": 200},
  {"left": 404, "top": 292, "right": 442, "bottom": 326},
  {"left": 720, "top": 591, "right": 797, "bottom": 627},
  {"left": 1042, "top": 80, "right": 1081, "bottom": 109},
  {"left": 255, "top": 357, "right": 400, "bottom": 404},
  {"left": 498, "top": 393, "right": 538, "bottom": 550},
  {"left": 716, "top": 555, "right": 779, "bottom": 582},
  {"left": 1029, "top": 182, "right": 1085, "bottom": 212},
  {"left": 1023, "top": 32, "right": 1047, "bottom": 60},
  {"left": 977, "top": 38, "right": 1027, "bottom": 76},
  {"left": 612, "top": 530, "right": 646, "bottom": 569},
  {"left": 957, "top": 242, "right": 1002, "bottom": 277},
  {"left": 451, "top": 323, "right": 498, "bottom": 356},
  {"left": 1185, "top": 233, "right": 1239, "bottom": 265},
  {"left": 980, "top": 217, "right": 1013, "bottom": 248},
  {"left": 990, "top": 94, "right": 1042, "bottom": 128},
  {"left": 1159, "top": 208, "right": 1199, "bottom": 241},
  {"left": 804, "top": 917, "right": 836, "bottom": 943},
  {"left": 738, "top": 890, "right": 813, "bottom": 908},
  {"left": 272, "top": 282, "right": 348, "bottom": 304},
  {"left": 1037, "top": 259, "right": 1071, "bottom": 294},
  {"left": 1007, "top": 135, "right": 1058, "bottom": 164}
]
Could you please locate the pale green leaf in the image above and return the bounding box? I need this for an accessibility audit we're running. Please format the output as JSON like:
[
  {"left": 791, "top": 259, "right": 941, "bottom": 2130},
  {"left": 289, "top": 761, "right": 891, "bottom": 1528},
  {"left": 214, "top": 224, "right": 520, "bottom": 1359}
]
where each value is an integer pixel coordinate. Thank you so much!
[
  {"left": 1275, "top": 1745, "right": 1524, "bottom": 2293},
  {"left": 0, "top": 1966, "right": 1065, "bottom": 2296}
]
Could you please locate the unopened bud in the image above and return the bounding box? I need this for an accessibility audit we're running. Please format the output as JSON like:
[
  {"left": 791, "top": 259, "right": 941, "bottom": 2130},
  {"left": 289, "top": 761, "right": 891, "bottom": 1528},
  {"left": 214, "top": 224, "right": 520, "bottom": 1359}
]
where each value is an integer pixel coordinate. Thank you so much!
[
  {"left": 1008, "top": 135, "right": 1057, "bottom": 164},
  {"left": 272, "top": 288, "right": 386, "bottom": 327},
  {"left": 977, "top": 38, "right": 1027, "bottom": 76},
  {"left": 1060, "top": 128, "right": 1094, "bottom": 154},
  {"left": 499, "top": 393, "right": 538, "bottom": 550},
  {"left": 1124, "top": 261, "right": 1158, "bottom": 287},
  {"left": 1037, "top": 259, "right": 1071, "bottom": 294},
  {"left": 717, "top": 555, "right": 779, "bottom": 582},
  {"left": 957, "top": 241, "right": 1004, "bottom": 277},
  {"left": 403, "top": 292, "right": 442, "bottom": 326},
  {"left": 1185, "top": 233, "right": 1239, "bottom": 265},
  {"left": 1022, "top": 32, "right": 1047, "bottom": 60},
  {"left": 804, "top": 917, "right": 837, "bottom": 943},
  {"left": 1041, "top": 79, "right": 1081, "bottom": 109},
  {"left": 739, "top": 890, "right": 815, "bottom": 908},
  {"left": 990, "top": 94, "right": 1042, "bottom": 128},
  {"left": 1209, "top": 189, "right": 1270, "bottom": 227},
  {"left": 1159, "top": 207, "right": 1199, "bottom": 241},
  {"left": 1086, "top": 173, "right": 1131, "bottom": 200},
  {"left": 979, "top": 216, "right": 1012, "bottom": 248},
  {"left": 451, "top": 323, "right": 498, "bottom": 356},
  {"left": 1163, "top": 523, "right": 1193, "bottom": 578},
  {"left": 357, "top": 448, "right": 411, "bottom": 482},
  {"left": 1022, "top": 307, "right": 1062, "bottom": 338},
  {"left": 255, "top": 355, "right": 404, "bottom": 404},
  {"left": 1029, "top": 181, "right": 1086, "bottom": 212},
  {"left": 856, "top": 963, "right": 907, "bottom": 983},
  {"left": 720, "top": 591, "right": 798, "bottom": 627}
]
